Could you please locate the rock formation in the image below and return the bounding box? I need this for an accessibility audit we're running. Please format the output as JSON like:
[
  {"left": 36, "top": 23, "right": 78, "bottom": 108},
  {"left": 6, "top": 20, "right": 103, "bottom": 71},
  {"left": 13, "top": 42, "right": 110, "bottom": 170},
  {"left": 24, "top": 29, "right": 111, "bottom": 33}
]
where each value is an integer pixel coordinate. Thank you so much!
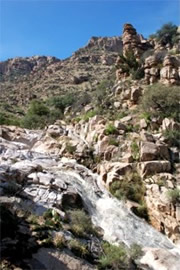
[
  {"left": 144, "top": 55, "right": 160, "bottom": 84},
  {"left": 122, "top": 23, "right": 143, "bottom": 58},
  {"left": 160, "top": 55, "right": 180, "bottom": 85}
]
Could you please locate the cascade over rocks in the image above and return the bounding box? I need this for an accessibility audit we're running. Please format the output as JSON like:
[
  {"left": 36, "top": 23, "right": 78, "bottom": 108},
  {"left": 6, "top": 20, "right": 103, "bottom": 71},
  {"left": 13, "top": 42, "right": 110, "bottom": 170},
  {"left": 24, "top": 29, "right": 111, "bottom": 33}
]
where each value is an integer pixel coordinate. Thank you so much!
[{"left": 0, "top": 124, "right": 180, "bottom": 269}]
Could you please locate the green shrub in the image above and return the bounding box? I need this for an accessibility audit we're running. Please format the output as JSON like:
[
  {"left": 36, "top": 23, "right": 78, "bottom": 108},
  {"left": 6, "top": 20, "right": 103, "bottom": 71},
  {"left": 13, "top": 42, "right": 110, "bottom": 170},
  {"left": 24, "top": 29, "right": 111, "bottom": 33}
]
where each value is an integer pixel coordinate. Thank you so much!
[
  {"left": 0, "top": 112, "right": 21, "bottom": 126},
  {"left": 49, "top": 93, "right": 75, "bottom": 112},
  {"left": 140, "top": 84, "right": 180, "bottom": 121},
  {"left": 129, "top": 243, "right": 144, "bottom": 261},
  {"left": 68, "top": 209, "right": 95, "bottom": 237},
  {"left": 131, "top": 67, "right": 144, "bottom": 80},
  {"left": 109, "top": 172, "right": 145, "bottom": 204},
  {"left": 82, "top": 110, "right": 97, "bottom": 122},
  {"left": 27, "top": 100, "right": 49, "bottom": 116},
  {"left": 69, "top": 239, "right": 89, "bottom": 258},
  {"left": 22, "top": 100, "right": 51, "bottom": 129},
  {"left": 132, "top": 204, "right": 149, "bottom": 221},
  {"left": 140, "top": 112, "right": 151, "bottom": 123},
  {"left": 131, "top": 141, "right": 140, "bottom": 161},
  {"left": 53, "top": 234, "right": 66, "bottom": 249},
  {"left": 116, "top": 51, "right": 143, "bottom": 80},
  {"left": 167, "top": 188, "right": 180, "bottom": 204},
  {"left": 104, "top": 123, "right": 118, "bottom": 135},
  {"left": 152, "top": 22, "right": 178, "bottom": 46},
  {"left": 163, "top": 129, "right": 180, "bottom": 147},
  {"left": 65, "top": 142, "right": 76, "bottom": 154},
  {"left": 43, "top": 209, "right": 62, "bottom": 229},
  {"left": 108, "top": 137, "right": 119, "bottom": 147},
  {"left": 98, "top": 242, "right": 128, "bottom": 269}
]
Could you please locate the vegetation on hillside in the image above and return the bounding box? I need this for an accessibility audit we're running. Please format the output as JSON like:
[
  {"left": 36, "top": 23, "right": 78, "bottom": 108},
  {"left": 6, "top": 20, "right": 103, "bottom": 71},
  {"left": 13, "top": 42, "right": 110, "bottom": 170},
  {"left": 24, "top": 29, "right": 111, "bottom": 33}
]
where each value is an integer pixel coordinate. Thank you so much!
[
  {"left": 149, "top": 22, "right": 178, "bottom": 46},
  {"left": 140, "top": 84, "right": 180, "bottom": 122}
]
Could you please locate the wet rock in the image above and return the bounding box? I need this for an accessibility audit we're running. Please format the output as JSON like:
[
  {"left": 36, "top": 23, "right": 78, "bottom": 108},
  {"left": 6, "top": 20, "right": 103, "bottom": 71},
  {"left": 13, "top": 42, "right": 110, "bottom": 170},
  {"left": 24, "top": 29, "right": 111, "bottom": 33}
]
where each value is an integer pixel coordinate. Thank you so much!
[
  {"left": 47, "top": 125, "right": 66, "bottom": 138},
  {"left": 140, "top": 248, "right": 180, "bottom": 270},
  {"left": 61, "top": 191, "right": 83, "bottom": 209}
]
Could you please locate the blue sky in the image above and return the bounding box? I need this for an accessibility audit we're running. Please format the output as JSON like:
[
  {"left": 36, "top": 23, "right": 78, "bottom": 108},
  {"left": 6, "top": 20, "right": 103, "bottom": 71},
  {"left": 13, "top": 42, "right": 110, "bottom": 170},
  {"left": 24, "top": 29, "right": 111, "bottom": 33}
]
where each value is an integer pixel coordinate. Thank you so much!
[{"left": 0, "top": 0, "right": 179, "bottom": 61}]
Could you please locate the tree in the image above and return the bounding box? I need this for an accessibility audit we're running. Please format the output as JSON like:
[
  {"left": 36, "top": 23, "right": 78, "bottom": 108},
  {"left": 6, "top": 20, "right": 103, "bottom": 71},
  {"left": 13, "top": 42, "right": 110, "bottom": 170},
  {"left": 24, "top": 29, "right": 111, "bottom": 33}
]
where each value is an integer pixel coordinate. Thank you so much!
[{"left": 150, "top": 22, "right": 178, "bottom": 47}]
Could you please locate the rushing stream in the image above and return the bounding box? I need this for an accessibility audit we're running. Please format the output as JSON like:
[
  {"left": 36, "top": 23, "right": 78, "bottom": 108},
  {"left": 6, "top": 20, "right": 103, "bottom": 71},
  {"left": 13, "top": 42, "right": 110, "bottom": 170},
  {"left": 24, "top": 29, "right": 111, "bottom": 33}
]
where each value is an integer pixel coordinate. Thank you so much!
[{"left": 54, "top": 159, "right": 179, "bottom": 252}]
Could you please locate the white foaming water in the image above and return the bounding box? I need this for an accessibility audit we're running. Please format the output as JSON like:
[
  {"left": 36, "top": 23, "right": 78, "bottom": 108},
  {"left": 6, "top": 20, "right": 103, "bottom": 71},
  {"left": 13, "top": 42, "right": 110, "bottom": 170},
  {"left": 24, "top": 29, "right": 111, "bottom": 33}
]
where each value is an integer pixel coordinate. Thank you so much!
[{"left": 56, "top": 159, "right": 180, "bottom": 255}]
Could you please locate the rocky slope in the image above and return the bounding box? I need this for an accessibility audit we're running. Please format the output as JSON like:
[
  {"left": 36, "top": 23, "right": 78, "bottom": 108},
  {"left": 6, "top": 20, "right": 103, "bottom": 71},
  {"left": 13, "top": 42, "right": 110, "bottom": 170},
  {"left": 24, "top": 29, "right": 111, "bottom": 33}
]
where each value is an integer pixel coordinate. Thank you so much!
[
  {"left": 0, "top": 124, "right": 180, "bottom": 270},
  {"left": 0, "top": 36, "right": 122, "bottom": 109},
  {"left": 0, "top": 23, "right": 180, "bottom": 270}
]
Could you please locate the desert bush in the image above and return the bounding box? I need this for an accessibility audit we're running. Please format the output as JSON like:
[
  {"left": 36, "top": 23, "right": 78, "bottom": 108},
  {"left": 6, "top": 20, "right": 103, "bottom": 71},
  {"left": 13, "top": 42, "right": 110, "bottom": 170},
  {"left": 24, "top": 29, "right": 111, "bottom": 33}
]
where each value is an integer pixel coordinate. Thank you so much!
[
  {"left": 132, "top": 203, "right": 149, "bottom": 221},
  {"left": 27, "top": 100, "right": 49, "bottom": 116},
  {"left": 104, "top": 123, "right": 118, "bottom": 135},
  {"left": 167, "top": 188, "right": 180, "bottom": 204},
  {"left": 22, "top": 100, "right": 51, "bottom": 129},
  {"left": 65, "top": 142, "right": 76, "bottom": 154},
  {"left": 49, "top": 93, "right": 75, "bottom": 112},
  {"left": 108, "top": 137, "right": 119, "bottom": 146},
  {"left": 131, "top": 140, "right": 140, "bottom": 161},
  {"left": 69, "top": 239, "right": 89, "bottom": 258},
  {"left": 82, "top": 110, "right": 97, "bottom": 122},
  {"left": 163, "top": 129, "right": 180, "bottom": 147},
  {"left": 117, "top": 51, "right": 144, "bottom": 80},
  {"left": 109, "top": 172, "right": 145, "bottom": 204},
  {"left": 68, "top": 209, "right": 96, "bottom": 237},
  {"left": 53, "top": 234, "right": 66, "bottom": 249},
  {"left": 131, "top": 67, "right": 144, "bottom": 80},
  {"left": 140, "top": 84, "right": 180, "bottom": 121},
  {"left": 98, "top": 242, "right": 128, "bottom": 269},
  {"left": 129, "top": 243, "right": 144, "bottom": 261},
  {"left": 0, "top": 112, "right": 21, "bottom": 126}
]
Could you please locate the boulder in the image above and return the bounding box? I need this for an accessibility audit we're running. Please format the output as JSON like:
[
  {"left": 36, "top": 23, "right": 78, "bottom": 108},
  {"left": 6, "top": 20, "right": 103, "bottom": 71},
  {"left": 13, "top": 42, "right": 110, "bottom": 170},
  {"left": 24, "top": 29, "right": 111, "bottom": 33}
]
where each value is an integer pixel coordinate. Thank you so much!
[
  {"left": 130, "top": 86, "right": 142, "bottom": 103},
  {"left": 141, "top": 248, "right": 180, "bottom": 270},
  {"left": 140, "top": 141, "right": 158, "bottom": 161},
  {"left": 160, "top": 55, "right": 180, "bottom": 85},
  {"left": 114, "top": 120, "right": 126, "bottom": 130},
  {"left": 61, "top": 191, "right": 83, "bottom": 209},
  {"left": 98, "top": 162, "right": 132, "bottom": 187},
  {"left": 47, "top": 125, "right": 66, "bottom": 138},
  {"left": 30, "top": 248, "right": 96, "bottom": 270},
  {"left": 162, "top": 118, "right": 180, "bottom": 131},
  {"left": 139, "top": 161, "right": 171, "bottom": 177}
]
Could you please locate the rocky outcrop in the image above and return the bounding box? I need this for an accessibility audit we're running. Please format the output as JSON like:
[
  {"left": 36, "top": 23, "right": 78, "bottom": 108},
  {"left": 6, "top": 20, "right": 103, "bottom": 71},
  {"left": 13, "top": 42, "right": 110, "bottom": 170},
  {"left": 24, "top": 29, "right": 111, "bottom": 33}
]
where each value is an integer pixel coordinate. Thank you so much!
[
  {"left": 86, "top": 36, "right": 123, "bottom": 53},
  {"left": 0, "top": 56, "right": 59, "bottom": 77},
  {"left": 144, "top": 55, "right": 160, "bottom": 84},
  {"left": 145, "top": 173, "right": 180, "bottom": 243},
  {"left": 1, "top": 124, "right": 180, "bottom": 269},
  {"left": 160, "top": 55, "right": 180, "bottom": 85},
  {"left": 122, "top": 23, "right": 151, "bottom": 58},
  {"left": 122, "top": 24, "right": 142, "bottom": 58}
]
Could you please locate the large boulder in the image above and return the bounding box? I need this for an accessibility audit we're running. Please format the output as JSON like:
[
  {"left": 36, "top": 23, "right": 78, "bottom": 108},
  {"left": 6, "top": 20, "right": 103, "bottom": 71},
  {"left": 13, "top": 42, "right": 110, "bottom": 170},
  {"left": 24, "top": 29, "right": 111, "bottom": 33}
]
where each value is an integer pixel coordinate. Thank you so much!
[
  {"left": 160, "top": 55, "right": 180, "bottom": 85},
  {"left": 140, "top": 141, "right": 158, "bottom": 161},
  {"left": 138, "top": 161, "right": 171, "bottom": 177}
]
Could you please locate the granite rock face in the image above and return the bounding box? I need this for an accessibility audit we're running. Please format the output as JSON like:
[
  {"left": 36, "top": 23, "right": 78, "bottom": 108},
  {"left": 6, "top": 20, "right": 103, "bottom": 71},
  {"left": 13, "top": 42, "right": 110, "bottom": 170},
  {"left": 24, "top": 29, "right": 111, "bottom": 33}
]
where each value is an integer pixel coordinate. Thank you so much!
[
  {"left": 160, "top": 55, "right": 180, "bottom": 85},
  {"left": 122, "top": 23, "right": 146, "bottom": 58}
]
